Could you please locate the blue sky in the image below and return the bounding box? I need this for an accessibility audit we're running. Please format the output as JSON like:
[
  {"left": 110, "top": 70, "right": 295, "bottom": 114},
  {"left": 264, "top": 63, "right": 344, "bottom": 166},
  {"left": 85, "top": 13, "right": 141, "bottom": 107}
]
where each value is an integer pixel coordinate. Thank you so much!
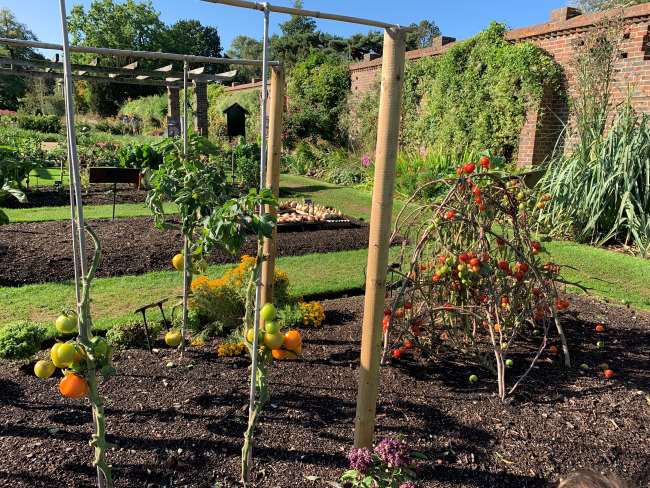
[{"left": 5, "top": 0, "right": 568, "bottom": 52}]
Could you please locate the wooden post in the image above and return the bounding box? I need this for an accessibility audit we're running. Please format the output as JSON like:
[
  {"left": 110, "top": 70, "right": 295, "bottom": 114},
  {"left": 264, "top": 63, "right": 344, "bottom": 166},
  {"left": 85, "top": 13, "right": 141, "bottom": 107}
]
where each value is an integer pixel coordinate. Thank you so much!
[
  {"left": 261, "top": 65, "right": 285, "bottom": 305},
  {"left": 354, "top": 27, "right": 406, "bottom": 449}
]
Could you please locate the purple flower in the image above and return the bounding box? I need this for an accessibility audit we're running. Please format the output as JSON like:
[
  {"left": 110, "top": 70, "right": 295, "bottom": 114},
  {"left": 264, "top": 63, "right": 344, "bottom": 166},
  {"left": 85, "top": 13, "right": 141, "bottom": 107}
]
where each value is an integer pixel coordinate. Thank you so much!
[
  {"left": 399, "top": 483, "right": 418, "bottom": 488},
  {"left": 375, "top": 438, "right": 410, "bottom": 468},
  {"left": 361, "top": 154, "right": 372, "bottom": 168},
  {"left": 348, "top": 447, "right": 372, "bottom": 473}
]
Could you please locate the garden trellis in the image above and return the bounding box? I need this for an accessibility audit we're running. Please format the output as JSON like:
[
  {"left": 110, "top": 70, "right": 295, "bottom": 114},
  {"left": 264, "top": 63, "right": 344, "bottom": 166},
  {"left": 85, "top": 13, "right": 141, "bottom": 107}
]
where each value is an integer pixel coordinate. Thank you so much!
[{"left": 201, "top": 0, "right": 409, "bottom": 464}]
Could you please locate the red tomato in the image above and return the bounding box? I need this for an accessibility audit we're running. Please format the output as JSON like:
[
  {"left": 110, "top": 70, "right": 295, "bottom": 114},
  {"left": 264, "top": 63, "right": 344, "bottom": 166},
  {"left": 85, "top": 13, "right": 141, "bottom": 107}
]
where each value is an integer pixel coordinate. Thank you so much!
[
  {"left": 459, "top": 253, "right": 469, "bottom": 263},
  {"left": 480, "top": 156, "right": 490, "bottom": 169},
  {"left": 464, "top": 162, "right": 476, "bottom": 174},
  {"left": 548, "top": 345, "right": 559, "bottom": 355},
  {"left": 474, "top": 196, "right": 483, "bottom": 205},
  {"left": 404, "top": 302, "right": 412, "bottom": 310},
  {"left": 515, "top": 262, "right": 529, "bottom": 273},
  {"left": 392, "top": 348, "right": 403, "bottom": 359},
  {"left": 469, "top": 257, "right": 480, "bottom": 267},
  {"left": 595, "top": 324, "right": 605, "bottom": 333},
  {"left": 445, "top": 210, "right": 457, "bottom": 220},
  {"left": 438, "top": 255, "right": 447, "bottom": 264},
  {"left": 515, "top": 271, "right": 525, "bottom": 281},
  {"left": 497, "top": 260, "right": 510, "bottom": 271},
  {"left": 382, "top": 317, "right": 390, "bottom": 332},
  {"left": 603, "top": 369, "right": 615, "bottom": 379}
]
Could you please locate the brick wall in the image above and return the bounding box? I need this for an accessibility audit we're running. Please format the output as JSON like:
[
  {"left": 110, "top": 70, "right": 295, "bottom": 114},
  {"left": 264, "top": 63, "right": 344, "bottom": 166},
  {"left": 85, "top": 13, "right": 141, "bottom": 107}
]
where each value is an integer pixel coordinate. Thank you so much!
[
  {"left": 194, "top": 81, "right": 209, "bottom": 137},
  {"left": 349, "top": 4, "right": 650, "bottom": 166}
]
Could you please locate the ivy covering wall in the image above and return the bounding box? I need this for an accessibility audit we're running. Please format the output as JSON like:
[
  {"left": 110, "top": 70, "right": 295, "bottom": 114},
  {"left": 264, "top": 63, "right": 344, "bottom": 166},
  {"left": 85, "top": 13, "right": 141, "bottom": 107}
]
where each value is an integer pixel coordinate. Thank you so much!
[{"left": 353, "top": 23, "right": 565, "bottom": 160}]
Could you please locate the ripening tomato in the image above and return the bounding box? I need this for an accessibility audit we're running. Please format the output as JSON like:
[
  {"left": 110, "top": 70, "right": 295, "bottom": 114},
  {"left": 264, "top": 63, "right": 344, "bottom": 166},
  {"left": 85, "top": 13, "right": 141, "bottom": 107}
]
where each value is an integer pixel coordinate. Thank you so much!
[
  {"left": 438, "top": 255, "right": 447, "bottom": 265},
  {"left": 603, "top": 369, "right": 615, "bottom": 379},
  {"left": 480, "top": 156, "right": 490, "bottom": 169},
  {"left": 382, "top": 317, "right": 390, "bottom": 332},
  {"left": 459, "top": 253, "right": 469, "bottom": 263},
  {"left": 432, "top": 274, "right": 441, "bottom": 283},
  {"left": 464, "top": 162, "right": 476, "bottom": 174},
  {"left": 445, "top": 210, "right": 457, "bottom": 220},
  {"left": 395, "top": 308, "right": 405, "bottom": 319},
  {"left": 59, "top": 373, "right": 89, "bottom": 399},
  {"left": 472, "top": 185, "right": 481, "bottom": 196},
  {"left": 392, "top": 348, "right": 402, "bottom": 359},
  {"left": 531, "top": 241, "right": 542, "bottom": 254},
  {"left": 283, "top": 330, "right": 302, "bottom": 351},
  {"left": 497, "top": 260, "right": 510, "bottom": 271},
  {"left": 515, "top": 262, "right": 529, "bottom": 273},
  {"left": 555, "top": 299, "right": 570, "bottom": 311},
  {"left": 469, "top": 258, "right": 480, "bottom": 267},
  {"left": 171, "top": 253, "right": 184, "bottom": 271},
  {"left": 515, "top": 271, "right": 525, "bottom": 281},
  {"left": 548, "top": 345, "right": 559, "bottom": 355},
  {"left": 595, "top": 324, "right": 605, "bottom": 333},
  {"left": 474, "top": 196, "right": 482, "bottom": 205},
  {"left": 456, "top": 167, "right": 464, "bottom": 176}
]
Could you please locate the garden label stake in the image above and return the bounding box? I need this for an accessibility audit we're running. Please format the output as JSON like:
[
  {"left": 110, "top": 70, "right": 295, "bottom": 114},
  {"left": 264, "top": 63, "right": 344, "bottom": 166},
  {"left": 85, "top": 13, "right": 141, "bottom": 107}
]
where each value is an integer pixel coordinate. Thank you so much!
[{"left": 58, "top": 0, "right": 113, "bottom": 486}]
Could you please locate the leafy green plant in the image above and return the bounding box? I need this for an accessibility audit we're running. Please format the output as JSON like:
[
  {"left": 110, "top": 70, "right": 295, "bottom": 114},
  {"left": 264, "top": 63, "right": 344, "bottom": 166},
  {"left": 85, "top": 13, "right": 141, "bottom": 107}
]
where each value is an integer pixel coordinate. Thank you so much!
[
  {"left": 232, "top": 141, "right": 260, "bottom": 189},
  {"left": 16, "top": 114, "right": 62, "bottom": 134},
  {"left": 106, "top": 320, "right": 163, "bottom": 349},
  {"left": 0, "top": 144, "right": 39, "bottom": 223},
  {"left": 536, "top": 104, "right": 650, "bottom": 256},
  {"left": 0, "top": 321, "right": 47, "bottom": 360},
  {"left": 117, "top": 143, "right": 163, "bottom": 171},
  {"left": 119, "top": 94, "right": 167, "bottom": 129}
]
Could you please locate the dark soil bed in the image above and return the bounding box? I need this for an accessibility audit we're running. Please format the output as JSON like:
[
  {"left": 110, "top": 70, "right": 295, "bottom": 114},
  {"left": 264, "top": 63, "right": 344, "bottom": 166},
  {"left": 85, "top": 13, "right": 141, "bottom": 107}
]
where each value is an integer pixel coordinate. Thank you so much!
[
  {"left": 0, "top": 217, "right": 371, "bottom": 286},
  {"left": 0, "top": 295, "right": 648, "bottom": 487},
  {"left": 2, "top": 185, "right": 146, "bottom": 209}
]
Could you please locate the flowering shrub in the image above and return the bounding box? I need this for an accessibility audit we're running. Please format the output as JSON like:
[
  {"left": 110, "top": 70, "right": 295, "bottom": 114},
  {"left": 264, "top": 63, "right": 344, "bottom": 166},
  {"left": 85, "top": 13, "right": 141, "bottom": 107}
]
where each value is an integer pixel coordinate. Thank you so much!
[
  {"left": 299, "top": 301, "right": 325, "bottom": 328},
  {"left": 385, "top": 155, "right": 571, "bottom": 401},
  {"left": 190, "top": 255, "right": 290, "bottom": 335},
  {"left": 341, "top": 438, "right": 420, "bottom": 487}
]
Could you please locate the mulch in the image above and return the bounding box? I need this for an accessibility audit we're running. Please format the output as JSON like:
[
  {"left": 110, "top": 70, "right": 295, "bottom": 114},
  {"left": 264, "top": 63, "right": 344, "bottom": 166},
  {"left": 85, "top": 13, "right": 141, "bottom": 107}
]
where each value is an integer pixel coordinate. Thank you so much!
[
  {"left": 2, "top": 185, "right": 146, "bottom": 209},
  {"left": 0, "top": 294, "right": 648, "bottom": 487},
  {"left": 0, "top": 217, "right": 370, "bottom": 286}
]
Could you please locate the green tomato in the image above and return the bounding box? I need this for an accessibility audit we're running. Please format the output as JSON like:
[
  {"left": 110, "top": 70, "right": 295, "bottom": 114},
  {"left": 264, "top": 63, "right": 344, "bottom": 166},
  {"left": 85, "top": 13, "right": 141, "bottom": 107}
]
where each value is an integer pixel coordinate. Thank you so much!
[
  {"left": 264, "top": 321, "right": 281, "bottom": 335},
  {"left": 34, "top": 360, "right": 56, "bottom": 379},
  {"left": 596, "top": 340, "right": 605, "bottom": 349},
  {"left": 55, "top": 313, "right": 77, "bottom": 335},
  {"left": 260, "top": 303, "right": 277, "bottom": 322},
  {"left": 165, "top": 330, "right": 182, "bottom": 347},
  {"left": 263, "top": 332, "right": 284, "bottom": 350},
  {"left": 53, "top": 342, "right": 76, "bottom": 367},
  {"left": 469, "top": 374, "right": 479, "bottom": 384},
  {"left": 505, "top": 359, "right": 514, "bottom": 368}
]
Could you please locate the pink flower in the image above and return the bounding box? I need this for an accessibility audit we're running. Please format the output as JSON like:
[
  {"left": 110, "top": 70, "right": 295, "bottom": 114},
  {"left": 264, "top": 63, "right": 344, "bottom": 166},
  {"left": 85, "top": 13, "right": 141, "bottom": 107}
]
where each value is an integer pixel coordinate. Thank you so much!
[
  {"left": 419, "top": 146, "right": 428, "bottom": 157},
  {"left": 361, "top": 154, "right": 372, "bottom": 168}
]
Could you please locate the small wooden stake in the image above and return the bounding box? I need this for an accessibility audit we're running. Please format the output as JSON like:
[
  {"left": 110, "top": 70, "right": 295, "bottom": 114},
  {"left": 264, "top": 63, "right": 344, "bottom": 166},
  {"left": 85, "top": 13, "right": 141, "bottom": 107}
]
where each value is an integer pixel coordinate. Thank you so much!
[
  {"left": 354, "top": 27, "right": 406, "bottom": 449},
  {"left": 260, "top": 65, "right": 285, "bottom": 305}
]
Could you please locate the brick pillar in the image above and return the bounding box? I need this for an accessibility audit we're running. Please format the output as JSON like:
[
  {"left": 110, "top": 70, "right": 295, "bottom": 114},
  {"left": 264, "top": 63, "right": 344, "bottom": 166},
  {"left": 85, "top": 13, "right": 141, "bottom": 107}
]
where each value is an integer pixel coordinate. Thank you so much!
[
  {"left": 167, "top": 87, "right": 180, "bottom": 137},
  {"left": 194, "top": 81, "right": 209, "bottom": 137},
  {"left": 517, "top": 84, "right": 568, "bottom": 167}
]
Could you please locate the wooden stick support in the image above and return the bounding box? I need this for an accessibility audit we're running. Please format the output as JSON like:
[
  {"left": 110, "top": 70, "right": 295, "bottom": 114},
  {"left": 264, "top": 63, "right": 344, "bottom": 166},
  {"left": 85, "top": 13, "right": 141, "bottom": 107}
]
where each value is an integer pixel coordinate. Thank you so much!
[
  {"left": 354, "top": 27, "right": 406, "bottom": 449},
  {"left": 260, "top": 66, "right": 285, "bottom": 306}
]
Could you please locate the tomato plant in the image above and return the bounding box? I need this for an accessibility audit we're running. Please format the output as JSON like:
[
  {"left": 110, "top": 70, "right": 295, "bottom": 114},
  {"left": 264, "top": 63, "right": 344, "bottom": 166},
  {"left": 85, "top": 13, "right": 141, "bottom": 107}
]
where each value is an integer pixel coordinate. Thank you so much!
[{"left": 384, "top": 157, "right": 573, "bottom": 401}]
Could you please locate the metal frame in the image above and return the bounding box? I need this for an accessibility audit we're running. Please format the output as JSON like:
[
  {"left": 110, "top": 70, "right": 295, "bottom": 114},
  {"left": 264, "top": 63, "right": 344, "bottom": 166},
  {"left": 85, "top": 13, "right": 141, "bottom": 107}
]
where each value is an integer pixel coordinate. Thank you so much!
[{"left": 0, "top": 36, "right": 279, "bottom": 66}]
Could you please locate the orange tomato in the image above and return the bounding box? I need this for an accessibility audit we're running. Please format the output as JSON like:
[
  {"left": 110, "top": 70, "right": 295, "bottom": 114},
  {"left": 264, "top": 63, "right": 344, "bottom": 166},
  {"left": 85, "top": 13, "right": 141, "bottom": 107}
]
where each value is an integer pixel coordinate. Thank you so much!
[
  {"left": 283, "top": 330, "right": 302, "bottom": 351},
  {"left": 603, "top": 369, "right": 615, "bottom": 379},
  {"left": 595, "top": 324, "right": 605, "bottom": 333},
  {"left": 272, "top": 348, "right": 300, "bottom": 361},
  {"left": 548, "top": 345, "right": 559, "bottom": 355},
  {"left": 59, "top": 373, "right": 89, "bottom": 399}
]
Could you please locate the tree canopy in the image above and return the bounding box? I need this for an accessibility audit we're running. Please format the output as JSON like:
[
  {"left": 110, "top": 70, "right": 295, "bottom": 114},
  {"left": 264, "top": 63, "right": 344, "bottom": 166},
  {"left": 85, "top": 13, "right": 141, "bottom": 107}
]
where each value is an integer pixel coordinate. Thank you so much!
[
  {"left": 574, "top": 0, "right": 649, "bottom": 11},
  {"left": 0, "top": 8, "right": 42, "bottom": 110}
]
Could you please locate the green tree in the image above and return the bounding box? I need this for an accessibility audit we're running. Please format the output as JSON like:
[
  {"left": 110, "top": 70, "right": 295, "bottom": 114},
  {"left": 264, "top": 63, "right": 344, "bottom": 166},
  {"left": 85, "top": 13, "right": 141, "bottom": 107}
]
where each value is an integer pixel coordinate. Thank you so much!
[
  {"left": 226, "top": 35, "right": 264, "bottom": 82},
  {"left": 0, "top": 8, "right": 41, "bottom": 110},
  {"left": 68, "top": 0, "right": 167, "bottom": 115},
  {"left": 161, "top": 19, "right": 222, "bottom": 72},
  {"left": 285, "top": 52, "right": 351, "bottom": 145},
  {"left": 406, "top": 20, "right": 441, "bottom": 50}
]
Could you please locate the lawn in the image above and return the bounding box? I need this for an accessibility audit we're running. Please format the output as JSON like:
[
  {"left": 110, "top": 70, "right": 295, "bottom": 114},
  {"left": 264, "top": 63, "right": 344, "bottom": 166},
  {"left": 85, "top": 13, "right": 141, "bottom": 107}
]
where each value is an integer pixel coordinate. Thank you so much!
[
  {"left": 0, "top": 247, "right": 401, "bottom": 333},
  {"left": 3, "top": 201, "right": 178, "bottom": 223}
]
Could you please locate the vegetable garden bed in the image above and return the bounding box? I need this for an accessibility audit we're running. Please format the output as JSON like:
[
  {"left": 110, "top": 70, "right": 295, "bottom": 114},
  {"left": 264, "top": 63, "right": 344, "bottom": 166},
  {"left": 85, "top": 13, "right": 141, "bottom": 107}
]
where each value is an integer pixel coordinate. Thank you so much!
[
  {"left": 1, "top": 185, "right": 147, "bottom": 209},
  {"left": 0, "top": 216, "right": 370, "bottom": 286},
  {"left": 0, "top": 295, "right": 648, "bottom": 487}
]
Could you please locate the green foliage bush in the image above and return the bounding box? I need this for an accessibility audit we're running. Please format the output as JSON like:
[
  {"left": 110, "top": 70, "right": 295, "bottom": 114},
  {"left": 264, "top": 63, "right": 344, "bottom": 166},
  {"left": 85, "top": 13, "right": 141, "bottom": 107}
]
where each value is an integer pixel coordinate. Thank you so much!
[
  {"left": 0, "top": 322, "right": 47, "bottom": 360},
  {"left": 106, "top": 320, "right": 162, "bottom": 349},
  {"left": 281, "top": 142, "right": 367, "bottom": 186},
  {"left": 207, "top": 85, "right": 260, "bottom": 141},
  {"left": 117, "top": 143, "right": 163, "bottom": 170},
  {"left": 352, "top": 23, "right": 563, "bottom": 161},
  {"left": 16, "top": 114, "right": 61, "bottom": 134},
  {"left": 232, "top": 141, "right": 260, "bottom": 189},
  {"left": 119, "top": 95, "right": 167, "bottom": 129},
  {"left": 285, "top": 52, "right": 350, "bottom": 146}
]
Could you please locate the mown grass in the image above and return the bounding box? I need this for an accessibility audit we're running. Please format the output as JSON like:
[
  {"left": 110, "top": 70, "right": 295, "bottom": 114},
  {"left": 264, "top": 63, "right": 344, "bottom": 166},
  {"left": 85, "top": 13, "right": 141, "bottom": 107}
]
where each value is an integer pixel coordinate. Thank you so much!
[
  {"left": 4, "top": 201, "right": 178, "bottom": 223},
  {"left": 0, "top": 248, "right": 401, "bottom": 333}
]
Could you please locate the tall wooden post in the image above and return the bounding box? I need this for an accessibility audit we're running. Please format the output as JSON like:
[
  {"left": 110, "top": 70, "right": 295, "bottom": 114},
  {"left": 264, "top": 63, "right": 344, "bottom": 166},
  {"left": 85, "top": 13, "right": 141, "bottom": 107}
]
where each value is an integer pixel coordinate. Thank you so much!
[
  {"left": 354, "top": 27, "right": 406, "bottom": 448},
  {"left": 260, "top": 65, "right": 285, "bottom": 305}
]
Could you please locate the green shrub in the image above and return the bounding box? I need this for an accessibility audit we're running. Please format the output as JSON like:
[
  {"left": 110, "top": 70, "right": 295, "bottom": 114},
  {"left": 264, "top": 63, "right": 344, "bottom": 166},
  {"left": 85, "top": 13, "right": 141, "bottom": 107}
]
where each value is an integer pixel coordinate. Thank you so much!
[
  {"left": 285, "top": 52, "right": 350, "bottom": 146},
  {"left": 277, "top": 304, "right": 304, "bottom": 329},
  {"left": 117, "top": 143, "right": 163, "bottom": 170},
  {"left": 16, "top": 114, "right": 62, "bottom": 134},
  {"left": 536, "top": 103, "right": 650, "bottom": 256},
  {"left": 119, "top": 95, "right": 167, "bottom": 129},
  {"left": 106, "top": 320, "right": 163, "bottom": 349},
  {"left": 233, "top": 141, "right": 260, "bottom": 189},
  {"left": 95, "top": 119, "right": 135, "bottom": 135},
  {"left": 0, "top": 322, "right": 47, "bottom": 360}
]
